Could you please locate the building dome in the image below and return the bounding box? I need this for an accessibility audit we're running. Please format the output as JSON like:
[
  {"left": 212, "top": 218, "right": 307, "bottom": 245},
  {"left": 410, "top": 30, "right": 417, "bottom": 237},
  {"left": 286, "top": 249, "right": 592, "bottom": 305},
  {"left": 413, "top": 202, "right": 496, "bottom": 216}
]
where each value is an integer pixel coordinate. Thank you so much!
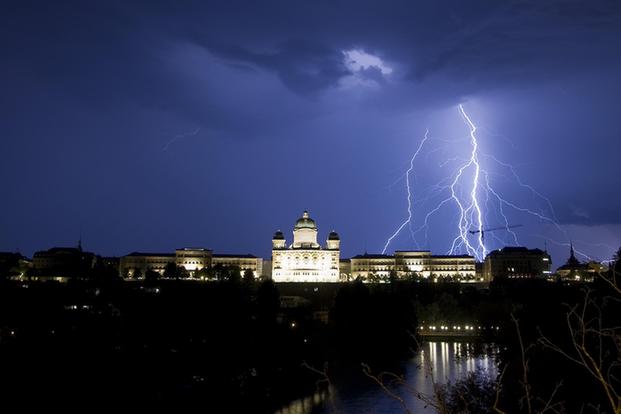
[
  {"left": 273, "top": 230, "right": 285, "bottom": 240},
  {"left": 294, "top": 211, "right": 317, "bottom": 230},
  {"left": 328, "top": 230, "right": 340, "bottom": 240}
]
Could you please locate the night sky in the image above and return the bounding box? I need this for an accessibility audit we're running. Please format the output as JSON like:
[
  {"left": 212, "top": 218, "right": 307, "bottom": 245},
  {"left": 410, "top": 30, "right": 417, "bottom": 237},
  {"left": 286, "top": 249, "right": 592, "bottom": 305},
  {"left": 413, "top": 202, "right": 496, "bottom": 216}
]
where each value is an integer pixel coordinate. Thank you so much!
[{"left": 2, "top": 0, "right": 621, "bottom": 267}]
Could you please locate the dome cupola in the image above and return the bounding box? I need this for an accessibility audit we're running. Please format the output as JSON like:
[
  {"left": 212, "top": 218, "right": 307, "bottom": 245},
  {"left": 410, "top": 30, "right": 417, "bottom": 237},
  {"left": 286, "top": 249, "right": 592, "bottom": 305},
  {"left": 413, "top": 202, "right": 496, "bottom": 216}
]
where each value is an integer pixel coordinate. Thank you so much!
[
  {"left": 294, "top": 211, "right": 317, "bottom": 230},
  {"left": 292, "top": 210, "right": 319, "bottom": 248}
]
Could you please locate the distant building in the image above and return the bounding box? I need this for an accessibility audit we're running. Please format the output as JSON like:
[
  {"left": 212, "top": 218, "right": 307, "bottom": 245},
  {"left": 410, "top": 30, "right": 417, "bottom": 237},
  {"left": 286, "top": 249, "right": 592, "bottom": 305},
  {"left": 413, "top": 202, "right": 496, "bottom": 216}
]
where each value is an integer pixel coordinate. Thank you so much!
[
  {"left": 176, "top": 248, "right": 212, "bottom": 272},
  {"left": 556, "top": 244, "right": 606, "bottom": 282},
  {"left": 339, "top": 259, "right": 351, "bottom": 281},
  {"left": 394, "top": 251, "right": 433, "bottom": 277},
  {"left": 120, "top": 252, "right": 175, "bottom": 278},
  {"left": 271, "top": 211, "right": 340, "bottom": 282},
  {"left": 32, "top": 244, "right": 97, "bottom": 281},
  {"left": 212, "top": 254, "right": 263, "bottom": 278},
  {"left": 119, "top": 249, "right": 263, "bottom": 279},
  {"left": 350, "top": 253, "right": 395, "bottom": 280},
  {"left": 350, "top": 251, "right": 477, "bottom": 282},
  {"left": 483, "top": 246, "right": 551, "bottom": 281},
  {"left": 427, "top": 255, "right": 477, "bottom": 280}
]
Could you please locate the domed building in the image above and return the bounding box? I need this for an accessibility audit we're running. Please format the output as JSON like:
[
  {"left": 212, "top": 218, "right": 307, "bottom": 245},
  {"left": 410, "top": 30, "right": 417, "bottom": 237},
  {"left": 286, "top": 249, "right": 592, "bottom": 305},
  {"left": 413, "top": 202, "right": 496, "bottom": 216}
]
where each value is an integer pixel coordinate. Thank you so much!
[{"left": 271, "top": 211, "right": 340, "bottom": 282}]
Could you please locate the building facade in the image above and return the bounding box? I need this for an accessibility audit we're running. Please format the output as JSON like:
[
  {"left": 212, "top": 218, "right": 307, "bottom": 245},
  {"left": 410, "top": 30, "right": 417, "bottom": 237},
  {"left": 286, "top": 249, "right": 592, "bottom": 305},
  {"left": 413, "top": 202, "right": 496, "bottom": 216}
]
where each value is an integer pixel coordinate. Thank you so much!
[
  {"left": 31, "top": 246, "right": 97, "bottom": 281},
  {"left": 120, "top": 252, "right": 176, "bottom": 278},
  {"left": 350, "top": 251, "right": 477, "bottom": 281},
  {"left": 482, "top": 246, "right": 551, "bottom": 281},
  {"left": 350, "top": 253, "right": 395, "bottom": 279},
  {"left": 339, "top": 259, "right": 351, "bottom": 281},
  {"left": 176, "top": 248, "right": 213, "bottom": 272},
  {"left": 212, "top": 254, "right": 263, "bottom": 278},
  {"left": 395, "top": 251, "right": 432, "bottom": 277},
  {"left": 271, "top": 211, "right": 340, "bottom": 282},
  {"left": 427, "top": 255, "right": 477, "bottom": 280},
  {"left": 120, "top": 249, "right": 263, "bottom": 279}
]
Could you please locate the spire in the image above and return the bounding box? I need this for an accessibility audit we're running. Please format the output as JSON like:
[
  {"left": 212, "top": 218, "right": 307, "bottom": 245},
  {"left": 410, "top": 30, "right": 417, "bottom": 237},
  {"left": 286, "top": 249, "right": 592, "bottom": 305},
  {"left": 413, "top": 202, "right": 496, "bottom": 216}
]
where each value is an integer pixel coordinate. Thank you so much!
[{"left": 565, "top": 241, "right": 580, "bottom": 266}]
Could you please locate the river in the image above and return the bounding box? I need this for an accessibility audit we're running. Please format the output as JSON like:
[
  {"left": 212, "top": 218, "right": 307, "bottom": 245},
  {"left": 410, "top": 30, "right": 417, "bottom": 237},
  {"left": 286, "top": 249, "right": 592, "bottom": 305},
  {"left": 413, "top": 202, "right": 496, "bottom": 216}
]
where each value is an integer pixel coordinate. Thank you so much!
[{"left": 275, "top": 341, "right": 498, "bottom": 414}]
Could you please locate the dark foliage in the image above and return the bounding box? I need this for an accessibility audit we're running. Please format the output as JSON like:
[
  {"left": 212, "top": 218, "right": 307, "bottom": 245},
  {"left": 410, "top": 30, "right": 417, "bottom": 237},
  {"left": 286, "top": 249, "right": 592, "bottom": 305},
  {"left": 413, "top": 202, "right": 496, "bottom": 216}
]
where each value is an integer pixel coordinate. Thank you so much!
[{"left": 332, "top": 280, "right": 417, "bottom": 362}]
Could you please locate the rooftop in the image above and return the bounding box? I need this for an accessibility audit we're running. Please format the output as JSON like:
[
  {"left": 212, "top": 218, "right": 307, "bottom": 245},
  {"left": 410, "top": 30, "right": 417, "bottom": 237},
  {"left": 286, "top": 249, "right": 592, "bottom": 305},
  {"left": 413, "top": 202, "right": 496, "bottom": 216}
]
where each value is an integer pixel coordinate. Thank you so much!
[
  {"left": 351, "top": 253, "right": 394, "bottom": 259},
  {"left": 213, "top": 254, "right": 258, "bottom": 258},
  {"left": 487, "top": 247, "right": 546, "bottom": 256},
  {"left": 125, "top": 252, "right": 175, "bottom": 257}
]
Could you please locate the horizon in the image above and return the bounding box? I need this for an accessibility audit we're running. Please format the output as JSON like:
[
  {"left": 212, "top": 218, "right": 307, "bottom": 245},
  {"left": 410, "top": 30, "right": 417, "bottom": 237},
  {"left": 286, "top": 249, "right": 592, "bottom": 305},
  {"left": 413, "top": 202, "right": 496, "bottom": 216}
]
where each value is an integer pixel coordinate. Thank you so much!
[{"left": 11, "top": 207, "right": 590, "bottom": 272}]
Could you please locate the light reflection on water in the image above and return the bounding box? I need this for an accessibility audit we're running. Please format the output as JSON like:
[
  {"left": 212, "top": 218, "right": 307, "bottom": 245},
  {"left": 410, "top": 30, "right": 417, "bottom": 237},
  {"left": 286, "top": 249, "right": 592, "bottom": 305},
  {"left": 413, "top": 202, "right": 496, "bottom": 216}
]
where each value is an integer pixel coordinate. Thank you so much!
[
  {"left": 274, "top": 388, "right": 333, "bottom": 414},
  {"left": 275, "top": 341, "right": 497, "bottom": 414}
]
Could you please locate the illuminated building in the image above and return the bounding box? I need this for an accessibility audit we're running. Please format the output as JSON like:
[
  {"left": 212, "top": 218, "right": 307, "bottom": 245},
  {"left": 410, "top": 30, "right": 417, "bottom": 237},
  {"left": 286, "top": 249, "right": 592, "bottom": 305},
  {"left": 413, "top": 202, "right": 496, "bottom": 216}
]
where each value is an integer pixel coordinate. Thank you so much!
[
  {"left": 120, "top": 249, "right": 263, "bottom": 279},
  {"left": 395, "top": 251, "right": 432, "bottom": 277},
  {"left": 426, "top": 255, "right": 476, "bottom": 280},
  {"left": 482, "top": 246, "right": 551, "bottom": 281},
  {"left": 271, "top": 211, "right": 340, "bottom": 282},
  {"left": 350, "top": 251, "right": 477, "bottom": 281},
  {"left": 339, "top": 259, "right": 352, "bottom": 281},
  {"left": 212, "top": 254, "right": 263, "bottom": 278},
  {"left": 350, "top": 253, "right": 395, "bottom": 279},
  {"left": 176, "top": 248, "right": 212, "bottom": 272},
  {"left": 120, "top": 252, "right": 176, "bottom": 278}
]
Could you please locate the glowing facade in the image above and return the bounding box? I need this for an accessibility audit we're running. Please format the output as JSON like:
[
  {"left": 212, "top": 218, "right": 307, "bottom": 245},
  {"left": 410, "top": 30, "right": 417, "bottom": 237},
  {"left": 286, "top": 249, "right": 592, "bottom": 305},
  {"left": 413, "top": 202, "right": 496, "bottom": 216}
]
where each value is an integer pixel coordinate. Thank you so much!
[
  {"left": 350, "top": 251, "right": 477, "bottom": 281},
  {"left": 271, "top": 211, "right": 340, "bottom": 282},
  {"left": 120, "top": 249, "right": 262, "bottom": 279},
  {"left": 176, "top": 248, "right": 212, "bottom": 272},
  {"left": 120, "top": 252, "right": 175, "bottom": 278},
  {"left": 212, "top": 254, "right": 263, "bottom": 278}
]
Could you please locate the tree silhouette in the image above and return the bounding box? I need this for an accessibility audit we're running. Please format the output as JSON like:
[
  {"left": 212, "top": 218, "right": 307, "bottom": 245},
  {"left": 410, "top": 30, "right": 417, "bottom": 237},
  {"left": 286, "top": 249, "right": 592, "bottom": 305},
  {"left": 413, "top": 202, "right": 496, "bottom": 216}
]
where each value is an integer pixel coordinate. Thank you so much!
[{"left": 243, "top": 268, "right": 255, "bottom": 284}]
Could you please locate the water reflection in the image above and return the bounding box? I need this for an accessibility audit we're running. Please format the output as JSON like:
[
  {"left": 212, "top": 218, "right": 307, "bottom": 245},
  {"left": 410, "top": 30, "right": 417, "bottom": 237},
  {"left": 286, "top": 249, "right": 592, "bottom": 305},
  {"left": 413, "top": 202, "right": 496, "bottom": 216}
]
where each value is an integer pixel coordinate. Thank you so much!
[
  {"left": 274, "top": 387, "right": 332, "bottom": 414},
  {"left": 419, "top": 341, "right": 494, "bottom": 383},
  {"left": 275, "top": 341, "right": 497, "bottom": 414}
]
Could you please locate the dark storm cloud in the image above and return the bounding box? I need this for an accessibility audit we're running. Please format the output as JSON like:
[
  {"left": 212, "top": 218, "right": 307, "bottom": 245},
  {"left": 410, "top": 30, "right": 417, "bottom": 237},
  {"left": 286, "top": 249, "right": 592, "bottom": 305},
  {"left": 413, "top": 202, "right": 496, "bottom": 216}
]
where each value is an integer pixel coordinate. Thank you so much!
[
  {"left": 411, "top": 0, "right": 621, "bottom": 83},
  {"left": 5, "top": 0, "right": 620, "bottom": 105},
  {"left": 179, "top": 0, "right": 621, "bottom": 96},
  {"left": 205, "top": 39, "right": 351, "bottom": 95}
]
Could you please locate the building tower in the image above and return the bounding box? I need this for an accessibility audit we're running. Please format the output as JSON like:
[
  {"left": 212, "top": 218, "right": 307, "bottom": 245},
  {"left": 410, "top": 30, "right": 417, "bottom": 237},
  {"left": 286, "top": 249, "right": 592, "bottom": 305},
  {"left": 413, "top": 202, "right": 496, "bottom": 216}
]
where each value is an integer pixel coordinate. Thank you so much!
[
  {"left": 291, "top": 211, "right": 320, "bottom": 248},
  {"left": 272, "top": 230, "right": 286, "bottom": 250},
  {"left": 326, "top": 230, "right": 340, "bottom": 250}
]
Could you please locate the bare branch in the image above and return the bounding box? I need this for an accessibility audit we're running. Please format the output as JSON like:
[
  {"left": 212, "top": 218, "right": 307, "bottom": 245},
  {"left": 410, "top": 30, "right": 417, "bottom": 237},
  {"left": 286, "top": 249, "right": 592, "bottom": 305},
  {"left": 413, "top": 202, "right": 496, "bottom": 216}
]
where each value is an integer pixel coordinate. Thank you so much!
[{"left": 361, "top": 363, "right": 414, "bottom": 414}]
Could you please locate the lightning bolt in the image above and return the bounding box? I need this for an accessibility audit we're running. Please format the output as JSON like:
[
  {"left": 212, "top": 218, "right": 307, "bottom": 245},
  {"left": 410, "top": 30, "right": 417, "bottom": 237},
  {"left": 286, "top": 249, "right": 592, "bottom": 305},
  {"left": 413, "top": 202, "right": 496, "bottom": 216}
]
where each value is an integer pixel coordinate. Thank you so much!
[
  {"left": 446, "top": 104, "right": 486, "bottom": 260},
  {"left": 162, "top": 127, "right": 201, "bottom": 151},
  {"left": 382, "top": 128, "right": 429, "bottom": 254},
  {"left": 383, "top": 103, "right": 570, "bottom": 263}
]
